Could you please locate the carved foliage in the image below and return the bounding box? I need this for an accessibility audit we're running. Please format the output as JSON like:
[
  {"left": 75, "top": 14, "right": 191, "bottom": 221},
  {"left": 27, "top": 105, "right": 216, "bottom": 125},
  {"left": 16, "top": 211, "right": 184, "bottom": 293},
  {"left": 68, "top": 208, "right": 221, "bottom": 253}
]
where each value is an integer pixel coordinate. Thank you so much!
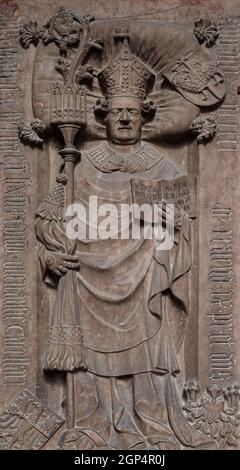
[
  {"left": 0, "top": 390, "right": 64, "bottom": 449},
  {"left": 20, "top": 8, "right": 89, "bottom": 53},
  {"left": 194, "top": 19, "right": 219, "bottom": 47},
  {"left": 19, "top": 7, "right": 103, "bottom": 149},
  {"left": 20, "top": 7, "right": 103, "bottom": 86},
  {"left": 19, "top": 21, "right": 43, "bottom": 48},
  {"left": 18, "top": 119, "right": 47, "bottom": 146},
  {"left": 190, "top": 115, "right": 216, "bottom": 143},
  {"left": 42, "top": 8, "right": 88, "bottom": 53},
  {"left": 183, "top": 381, "right": 240, "bottom": 449}
]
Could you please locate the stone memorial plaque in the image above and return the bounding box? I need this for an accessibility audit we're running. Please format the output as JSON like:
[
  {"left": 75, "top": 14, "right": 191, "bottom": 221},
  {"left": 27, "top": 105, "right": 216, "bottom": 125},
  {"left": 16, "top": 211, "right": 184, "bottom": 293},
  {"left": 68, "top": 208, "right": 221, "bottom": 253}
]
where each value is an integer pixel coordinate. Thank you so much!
[{"left": 0, "top": 0, "right": 240, "bottom": 451}]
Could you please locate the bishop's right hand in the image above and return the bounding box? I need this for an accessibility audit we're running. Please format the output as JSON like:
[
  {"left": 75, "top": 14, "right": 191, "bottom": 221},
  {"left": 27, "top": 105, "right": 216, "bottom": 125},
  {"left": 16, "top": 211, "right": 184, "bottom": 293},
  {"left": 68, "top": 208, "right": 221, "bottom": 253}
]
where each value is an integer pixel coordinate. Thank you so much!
[{"left": 45, "top": 252, "right": 80, "bottom": 277}]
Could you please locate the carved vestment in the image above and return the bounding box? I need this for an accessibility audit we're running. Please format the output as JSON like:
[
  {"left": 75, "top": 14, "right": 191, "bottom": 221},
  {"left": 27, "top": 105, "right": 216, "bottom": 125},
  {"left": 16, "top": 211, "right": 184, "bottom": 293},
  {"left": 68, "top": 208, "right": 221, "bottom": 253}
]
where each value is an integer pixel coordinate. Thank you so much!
[
  {"left": 35, "top": 142, "right": 210, "bottom": 449},
  {"left": 36, "top": 143, "right": 190, "bottom": 375}
]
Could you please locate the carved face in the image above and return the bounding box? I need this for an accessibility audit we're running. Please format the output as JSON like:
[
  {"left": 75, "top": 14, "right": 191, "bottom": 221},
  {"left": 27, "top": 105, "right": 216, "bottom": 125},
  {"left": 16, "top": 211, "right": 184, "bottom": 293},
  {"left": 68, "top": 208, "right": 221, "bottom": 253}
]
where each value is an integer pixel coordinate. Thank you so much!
[{"left": 105, "top": 96, "right": 142, "bottom": 145}]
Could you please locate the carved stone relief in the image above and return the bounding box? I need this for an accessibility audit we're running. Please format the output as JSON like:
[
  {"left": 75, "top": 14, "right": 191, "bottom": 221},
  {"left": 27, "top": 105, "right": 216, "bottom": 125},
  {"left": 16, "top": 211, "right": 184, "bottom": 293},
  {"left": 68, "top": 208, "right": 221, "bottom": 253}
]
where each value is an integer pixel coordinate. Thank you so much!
[
  {"left": 0, "top": 0, "right": 240, "bottom": 451},
  {"left": 0, "top": 390, "right": 64, "bottom": 450}
]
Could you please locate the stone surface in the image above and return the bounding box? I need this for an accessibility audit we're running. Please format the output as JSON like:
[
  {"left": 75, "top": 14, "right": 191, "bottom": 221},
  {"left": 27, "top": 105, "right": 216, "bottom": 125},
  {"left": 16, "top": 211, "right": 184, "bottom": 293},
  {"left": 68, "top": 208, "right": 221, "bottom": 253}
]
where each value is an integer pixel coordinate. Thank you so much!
[{"left": 0, "top": 0, "right": 240, "bottom": 450}]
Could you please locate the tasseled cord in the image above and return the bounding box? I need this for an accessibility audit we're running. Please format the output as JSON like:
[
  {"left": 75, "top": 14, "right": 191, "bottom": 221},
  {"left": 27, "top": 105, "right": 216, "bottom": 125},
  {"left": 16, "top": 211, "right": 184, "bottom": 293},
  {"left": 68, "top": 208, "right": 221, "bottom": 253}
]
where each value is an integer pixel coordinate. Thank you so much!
[{"left": 36, "top": 173, "right": 87, "bottom": 372}]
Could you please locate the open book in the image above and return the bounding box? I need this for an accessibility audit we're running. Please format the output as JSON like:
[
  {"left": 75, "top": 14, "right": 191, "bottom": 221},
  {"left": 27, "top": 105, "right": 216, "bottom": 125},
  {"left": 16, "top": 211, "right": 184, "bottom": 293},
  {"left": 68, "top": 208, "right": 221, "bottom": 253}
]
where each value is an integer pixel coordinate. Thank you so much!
[{"left": 130, "top": 175, "right": 197, "bottom": 218}]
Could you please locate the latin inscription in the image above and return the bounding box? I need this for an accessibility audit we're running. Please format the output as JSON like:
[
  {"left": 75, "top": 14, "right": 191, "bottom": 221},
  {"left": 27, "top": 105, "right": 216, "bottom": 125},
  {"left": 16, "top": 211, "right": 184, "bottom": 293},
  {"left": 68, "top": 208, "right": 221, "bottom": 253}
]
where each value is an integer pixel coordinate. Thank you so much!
[{"left": 208, "top": 206, "right": 235, "bottom": 382}]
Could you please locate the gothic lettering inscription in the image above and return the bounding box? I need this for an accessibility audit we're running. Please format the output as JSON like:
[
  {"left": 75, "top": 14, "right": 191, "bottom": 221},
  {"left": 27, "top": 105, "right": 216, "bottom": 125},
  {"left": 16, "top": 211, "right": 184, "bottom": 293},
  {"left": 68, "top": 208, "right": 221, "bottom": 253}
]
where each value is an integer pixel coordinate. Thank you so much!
[
  {"left": 131, "top": 175, "right": 197, "bottom": 216},
  {"left": 0, "top": 18, "right": 30, "bottom": 386},
  {"left": 208, "top": 206, "right": 235, "bottom": 382}
]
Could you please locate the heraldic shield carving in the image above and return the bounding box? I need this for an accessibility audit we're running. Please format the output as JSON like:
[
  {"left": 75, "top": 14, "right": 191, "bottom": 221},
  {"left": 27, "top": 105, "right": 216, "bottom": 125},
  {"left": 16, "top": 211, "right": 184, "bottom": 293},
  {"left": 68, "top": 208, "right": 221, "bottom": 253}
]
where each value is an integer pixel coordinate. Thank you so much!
[{"left": 0, "top": 1, "right": 240, "bottom": 452}]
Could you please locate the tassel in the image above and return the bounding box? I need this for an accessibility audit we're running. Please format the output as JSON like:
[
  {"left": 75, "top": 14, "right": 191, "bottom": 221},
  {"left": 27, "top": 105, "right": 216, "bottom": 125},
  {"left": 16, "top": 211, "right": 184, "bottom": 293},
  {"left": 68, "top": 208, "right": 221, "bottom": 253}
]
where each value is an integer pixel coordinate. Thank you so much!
[
  {"left": 44, "top": 270, "right": 87, "bottom": 372},
  {"left": 44, "top": 325, "right": 87, "bottom": 371}
]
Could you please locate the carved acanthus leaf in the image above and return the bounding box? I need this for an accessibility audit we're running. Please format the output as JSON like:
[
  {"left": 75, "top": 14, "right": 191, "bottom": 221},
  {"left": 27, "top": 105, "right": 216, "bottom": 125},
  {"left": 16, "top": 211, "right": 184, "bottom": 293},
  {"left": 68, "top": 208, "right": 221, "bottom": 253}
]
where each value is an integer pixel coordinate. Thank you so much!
[
  {"left": 18, "top": 119, "right": 47, "bottom": 146},
  {"left": 190, "top": 115, "right": 216, "bottom": 144},
  {"left": 19, "top": 21, "right": 43, "bottom": 48},
  {"left": 20, "top": 9, "right": 103, "bottom": 90},
  {"left": 19, "top": 8, "right": 100, "bottom": 57},
  {"left": 75, "top": 65, "right": 96, "bottom": 85},
  {"left": 194, "top": 19, "right": 219, "bottom": 47},
  {"left": 55, "top": 58, "right": 71, "bottom": 83}
]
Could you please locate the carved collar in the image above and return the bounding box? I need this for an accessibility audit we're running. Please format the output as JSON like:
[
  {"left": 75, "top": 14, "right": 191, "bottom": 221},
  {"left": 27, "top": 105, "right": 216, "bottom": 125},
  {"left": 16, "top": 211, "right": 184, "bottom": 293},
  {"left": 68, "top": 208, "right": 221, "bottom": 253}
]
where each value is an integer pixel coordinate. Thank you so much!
[{"left": 86, "top": 143, "right": 164, "bottom": 174}]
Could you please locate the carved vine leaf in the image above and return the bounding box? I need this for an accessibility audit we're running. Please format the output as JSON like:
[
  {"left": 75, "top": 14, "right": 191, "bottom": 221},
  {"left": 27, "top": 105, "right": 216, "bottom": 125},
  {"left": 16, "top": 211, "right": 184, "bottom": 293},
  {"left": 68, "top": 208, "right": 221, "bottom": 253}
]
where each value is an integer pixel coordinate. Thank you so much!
[
  {"left": 183, "top": 380, "right": 240, "bottom": 449},
  {"left": 190, "top": 115, "right": 216, "bottom": 144},
  {"left": 18, "top": 119, "right": 47, "bottom": 147},
  {"left": 193, "top": 19, "right": 219, "bottom": 47}
]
